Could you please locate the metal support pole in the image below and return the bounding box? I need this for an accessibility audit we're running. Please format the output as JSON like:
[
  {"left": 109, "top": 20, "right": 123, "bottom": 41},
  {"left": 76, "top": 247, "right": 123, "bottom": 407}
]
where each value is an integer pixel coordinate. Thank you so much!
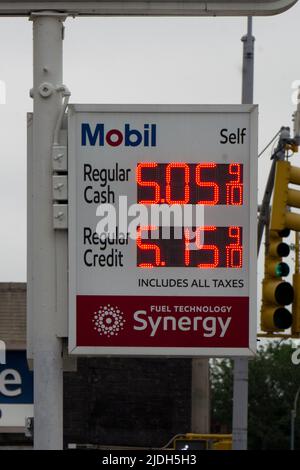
[
  {"left": 232, "top": 16, "right": 255, "bottom": 451},
  {"left": 232, "top": 357, "right": 249, "bottom": 450},
  {"left": 30, "top": 12, "right": 66, "bottom": 449},
  {"left": 257, "top": 159, "right": 276, "bottom": 254},
  {"left": 191, "top": 359, "right": 210, "bottom": 434},
  {"left": 291, "top": 409, "right": 296, "bottom": 450},
  {"left": 241, "top": 17, "right": 255, "bottom": 105},
  {"left": 291, "top": 385, "right": 300, "bottom": 449},
  {"left": 257, "top": 128, "right": 289, "bottom": 255}
]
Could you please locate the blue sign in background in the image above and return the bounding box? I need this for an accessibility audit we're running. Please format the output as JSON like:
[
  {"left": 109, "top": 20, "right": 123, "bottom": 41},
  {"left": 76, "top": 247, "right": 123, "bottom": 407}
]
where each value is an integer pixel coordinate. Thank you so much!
[{"left": 0, "top": 351, "right": 33, "bottom": 404}]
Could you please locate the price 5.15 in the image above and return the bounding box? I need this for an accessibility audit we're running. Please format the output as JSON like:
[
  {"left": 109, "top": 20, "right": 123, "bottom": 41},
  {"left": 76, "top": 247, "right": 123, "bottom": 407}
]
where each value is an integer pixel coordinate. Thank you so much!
[{"left": 137, "top": 226, "right": 243, "bottom": 269}]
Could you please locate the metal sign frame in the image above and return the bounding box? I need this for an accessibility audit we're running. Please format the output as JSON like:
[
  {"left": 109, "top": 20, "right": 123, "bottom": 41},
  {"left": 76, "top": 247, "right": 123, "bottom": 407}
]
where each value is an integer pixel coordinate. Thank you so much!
[
  {"left": 0, "top": 0, "right": 297, "bottom": 16},
  {"left": 68, "top": 103, "right": 258, "bottom": 357}
]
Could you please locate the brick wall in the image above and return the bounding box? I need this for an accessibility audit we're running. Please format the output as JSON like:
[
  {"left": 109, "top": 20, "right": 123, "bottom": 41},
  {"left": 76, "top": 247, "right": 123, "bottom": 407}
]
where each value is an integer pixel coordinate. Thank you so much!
[
  {"left": 64, "top": 357, "right": 191, "bottom": 448},
  {"left": 0, "top": 283, "right": 26, "bottom": 347}
]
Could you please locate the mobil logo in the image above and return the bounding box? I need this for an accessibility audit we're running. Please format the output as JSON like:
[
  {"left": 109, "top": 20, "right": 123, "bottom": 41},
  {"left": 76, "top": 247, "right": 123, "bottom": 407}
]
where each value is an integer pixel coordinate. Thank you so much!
[{"left": 81, "top": 122, "right": 157, "bottom": 147}]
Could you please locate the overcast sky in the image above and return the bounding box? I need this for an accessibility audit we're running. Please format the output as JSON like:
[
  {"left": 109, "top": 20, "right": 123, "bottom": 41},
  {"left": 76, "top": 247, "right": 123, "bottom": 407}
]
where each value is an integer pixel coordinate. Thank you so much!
[{"left": 0, "top": 4, "right": 300, "bottom": 283}]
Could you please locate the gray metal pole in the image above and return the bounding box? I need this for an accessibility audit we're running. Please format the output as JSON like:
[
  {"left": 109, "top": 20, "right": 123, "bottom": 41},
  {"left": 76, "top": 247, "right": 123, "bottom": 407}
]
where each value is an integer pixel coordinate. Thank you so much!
[
  {"left": 30, "top": 12, "right": 66, "bottom": 450},
  {"left": 232, "top": 16, "right": 255, "bottom": 451},
  {"left": 291, "top": 386, "right": 300, "bottom": 450},
  {"left": 257, "top": 159, "right": 276, "bottom": 254},
  {"left": 291, "top": 409, "right": 296, "bottom": 450},
  {"left": 241, "top": 17, "right": 255, "bottom": 105},
  {"left": 232, "top": 358, "right": 249, "bottom": 449},
  {"left": 191, "top": 359, "right": 210, "bottom": 434},
  {"left": 257, "top": 129, "right": 289, "bottom": 255}
]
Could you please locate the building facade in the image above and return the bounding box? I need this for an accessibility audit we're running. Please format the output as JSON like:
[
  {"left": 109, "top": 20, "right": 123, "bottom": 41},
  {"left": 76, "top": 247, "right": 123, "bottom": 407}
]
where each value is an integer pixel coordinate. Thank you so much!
[{"left": 0, "top": 283, "right": 192, "bottom": 448}]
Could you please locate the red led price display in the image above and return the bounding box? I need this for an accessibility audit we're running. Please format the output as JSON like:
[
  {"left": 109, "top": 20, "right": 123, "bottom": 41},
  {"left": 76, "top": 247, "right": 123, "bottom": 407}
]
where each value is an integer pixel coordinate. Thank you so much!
[
  {"left": 137, "top": 226, "right": 243, "bottom": 268},
  {"left": 136, "top": 162, "right": 243, "bottom": 205}
]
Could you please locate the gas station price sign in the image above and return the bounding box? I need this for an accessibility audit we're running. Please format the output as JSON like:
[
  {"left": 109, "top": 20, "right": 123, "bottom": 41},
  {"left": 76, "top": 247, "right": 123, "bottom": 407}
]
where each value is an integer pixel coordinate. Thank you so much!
[{"left": 68, "top": 105, "right": 258, "bottom": 356}]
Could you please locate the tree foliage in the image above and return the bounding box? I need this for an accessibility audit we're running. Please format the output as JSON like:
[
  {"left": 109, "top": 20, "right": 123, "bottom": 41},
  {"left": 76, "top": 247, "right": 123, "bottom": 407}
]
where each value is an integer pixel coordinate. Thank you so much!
[{"left": 210, "top": 341, "right": 300, "bottom": 449}]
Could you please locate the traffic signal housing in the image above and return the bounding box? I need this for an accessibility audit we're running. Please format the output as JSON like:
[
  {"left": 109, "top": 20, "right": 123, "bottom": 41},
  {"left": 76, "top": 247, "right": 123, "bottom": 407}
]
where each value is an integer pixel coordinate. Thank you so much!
[
  {"left": 292, "top": 272, "right": 300, "bottom": 335},
  {"left": 292, "top": 232, "right": 300, "bottom": 336},
  {"left": 270, "top": 160, "right": 300, "bottom": 233},
  {"left": 260, "top": 229, "right": 293, "bottom": 333}
]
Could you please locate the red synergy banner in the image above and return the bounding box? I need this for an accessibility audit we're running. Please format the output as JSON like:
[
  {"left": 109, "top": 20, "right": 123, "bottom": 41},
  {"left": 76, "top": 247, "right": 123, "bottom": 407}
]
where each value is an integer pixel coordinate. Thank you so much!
[{"left": 77, "top": 296, "right": 249, "bottom": 348}]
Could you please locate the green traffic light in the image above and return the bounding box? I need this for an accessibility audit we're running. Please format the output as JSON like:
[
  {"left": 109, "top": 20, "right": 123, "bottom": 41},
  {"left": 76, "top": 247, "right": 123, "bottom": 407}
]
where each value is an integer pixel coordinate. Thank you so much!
[{"left": 275, "top": 262, "right": 290, "bottom": 277}]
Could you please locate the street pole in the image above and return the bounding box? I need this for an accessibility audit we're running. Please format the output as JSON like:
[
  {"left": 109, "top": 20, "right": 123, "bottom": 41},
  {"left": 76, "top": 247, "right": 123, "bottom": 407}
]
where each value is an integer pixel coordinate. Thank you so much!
[
  {"left": 191, "top": 359, "right": 210, "bottom": 434},
  {"left": 291, "top": 385, "right": 300, "bottom": 449},
  {"left": 232, "top": 357, "right": 249, "bottom": 450},
  {"left": 257, "top": 126, "right": 290, "bottom": 254},
  {"left": 232, "top": 16, "right": 255, "bottom": 451},
  {"left": 257, "top": 159, "right": 276, "bottom": 254},
  {"left": 30, "top": 12, "right": 66, "bottom": 449},
  {"left": 291, "top": 409, "right": 296, "bottom": 450},
  {"left": 241, "top": 17, "right": 254, "bottom": 105}
]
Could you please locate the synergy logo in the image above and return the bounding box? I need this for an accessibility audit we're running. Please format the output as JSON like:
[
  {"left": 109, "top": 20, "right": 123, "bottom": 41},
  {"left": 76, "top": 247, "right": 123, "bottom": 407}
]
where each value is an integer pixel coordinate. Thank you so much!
[
  {"left": 81, "top": 123, "right": 157, "bottom": 147},
  {"left": 91, "top": 305, "right": 232, "bottom": 339},
  {"left": 93, "top": 304, "right": 126, "bottom": 337}
]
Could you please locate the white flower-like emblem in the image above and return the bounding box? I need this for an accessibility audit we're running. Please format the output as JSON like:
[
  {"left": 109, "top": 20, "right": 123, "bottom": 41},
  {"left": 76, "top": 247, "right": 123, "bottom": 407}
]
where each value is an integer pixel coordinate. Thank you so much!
[{"left": 92, "top": 304, "right": 125, "bottom": 337}]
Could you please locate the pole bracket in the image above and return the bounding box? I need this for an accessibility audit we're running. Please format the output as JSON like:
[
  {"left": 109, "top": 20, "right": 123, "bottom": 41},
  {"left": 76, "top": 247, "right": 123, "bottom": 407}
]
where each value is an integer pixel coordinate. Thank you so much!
[{"left": 53, "top": 204, "right": 68, "bottom": 229}]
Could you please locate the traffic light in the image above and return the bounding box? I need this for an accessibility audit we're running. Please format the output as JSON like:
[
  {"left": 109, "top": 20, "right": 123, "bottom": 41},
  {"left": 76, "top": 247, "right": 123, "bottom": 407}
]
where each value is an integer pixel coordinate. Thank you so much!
[
  {"left": 292, "top": 232, "right": 300, "bottom": 336},
  {"left": 260, "top": 229, "right": 294, "bottom": 332},
  {"left": 270, "top": 160, "right": 300, "bottom": 233},
  {"left": 292, "top": 272, "right": 300, "bottom": 335}
]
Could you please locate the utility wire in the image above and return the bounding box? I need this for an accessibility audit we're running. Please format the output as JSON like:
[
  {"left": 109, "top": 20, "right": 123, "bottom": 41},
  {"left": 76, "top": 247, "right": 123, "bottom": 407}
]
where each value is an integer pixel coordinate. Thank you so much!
[{"left": 258, "top": 129, "right": 281, "bottom": 158}]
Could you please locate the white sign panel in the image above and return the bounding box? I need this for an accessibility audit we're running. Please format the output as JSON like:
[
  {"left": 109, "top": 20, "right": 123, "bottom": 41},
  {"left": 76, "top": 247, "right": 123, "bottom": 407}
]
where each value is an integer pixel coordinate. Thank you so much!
[
  {"left": 0, "top": 405, "right": 33, "bottom": 428},
  {"left": 0, "top": 0, "right": 297, "bottom": 16},
  {"left": 68, "top": 104, "right": 258, "bottom": 356}
]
